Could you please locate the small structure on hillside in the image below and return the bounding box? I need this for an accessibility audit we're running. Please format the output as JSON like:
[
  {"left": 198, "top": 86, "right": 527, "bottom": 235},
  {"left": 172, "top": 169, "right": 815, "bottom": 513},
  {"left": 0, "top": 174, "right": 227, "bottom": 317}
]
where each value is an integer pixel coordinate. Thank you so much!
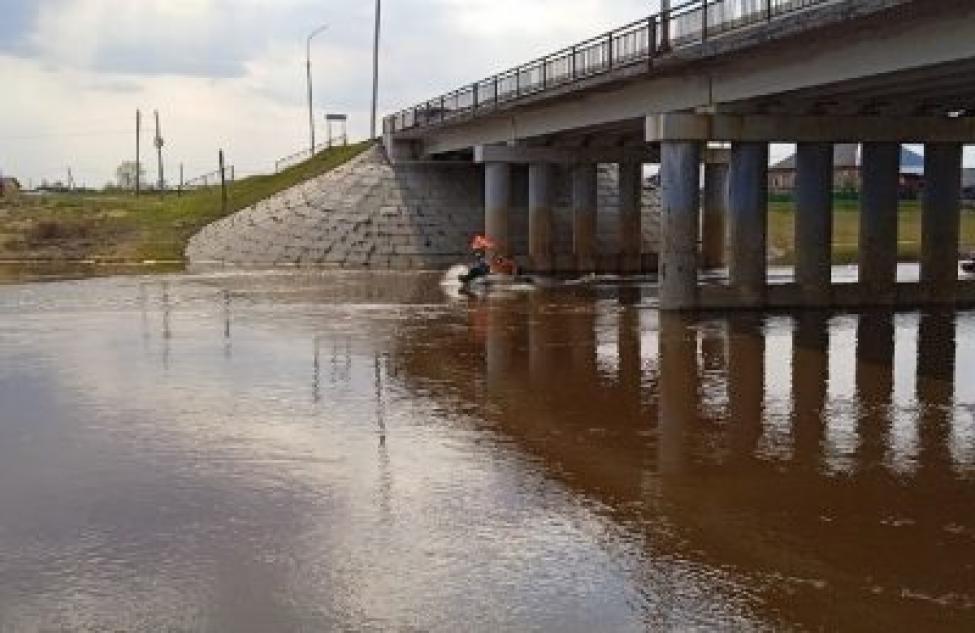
[
  {"left": 0, "top": 176, "right": 22, "bottom": 197},
  {"left": 768, "top": 144, "right": 924, "bottom": 198}
]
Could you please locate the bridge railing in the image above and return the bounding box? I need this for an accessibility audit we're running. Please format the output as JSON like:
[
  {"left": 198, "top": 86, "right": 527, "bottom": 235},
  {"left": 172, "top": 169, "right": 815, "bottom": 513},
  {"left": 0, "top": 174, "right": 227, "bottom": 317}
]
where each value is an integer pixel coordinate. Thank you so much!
[{"left": 383, "top": 0, "right": 834, "bottom": 136}]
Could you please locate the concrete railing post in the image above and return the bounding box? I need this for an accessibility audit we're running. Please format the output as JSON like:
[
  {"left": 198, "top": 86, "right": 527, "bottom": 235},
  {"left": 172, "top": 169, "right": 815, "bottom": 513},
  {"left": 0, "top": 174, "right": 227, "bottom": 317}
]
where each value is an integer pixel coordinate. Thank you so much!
[
  {"left": 702, "top": 161, "right": 728, "bottom": 269},
  {"left": 795, "top": 142, "right": 834, "bottom": 303},
  {"left": 485, "top": 162, "right": 512, "bottom": 259},
  {"left": 728, "top": 142, "right": 769, "bottom": 305},
  {"left": 921, "top": 142, "right": 962, "bottom": 301},
  {"left": 659, "top": 141, "right": 702, "bottom": 310},
  {"left": 859, "top": 142, "right": 900, "bottom": 304},
  {"left": 572, "top": 163, "right": 599, "bottom": 273},
  {"left": 619, "top": 160, "right": 644, "bottom": 274},
  {"left": 528, "top": 162, "right": 555, "bottom": 273}
]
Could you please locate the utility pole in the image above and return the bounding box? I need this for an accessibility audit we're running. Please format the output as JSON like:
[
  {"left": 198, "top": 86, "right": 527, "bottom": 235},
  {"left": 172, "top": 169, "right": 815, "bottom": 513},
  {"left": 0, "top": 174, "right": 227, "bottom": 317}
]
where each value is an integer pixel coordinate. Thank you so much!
[
  {"left": 306, "top": 24, "right": 329, "bottom": 156},
  {"left": 371, "top": 0, "right": 382, "bottom": 139},
  {"left": 154, "top": 110, "right": 165, "bottom": 193},
  {"left": 135, "top": 109, "right": 141, "bottom": 196}
]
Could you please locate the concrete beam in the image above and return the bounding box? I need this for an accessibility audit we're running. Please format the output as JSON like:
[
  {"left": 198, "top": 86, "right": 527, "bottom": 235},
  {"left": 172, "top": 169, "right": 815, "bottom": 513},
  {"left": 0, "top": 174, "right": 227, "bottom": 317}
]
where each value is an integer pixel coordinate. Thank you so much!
[
  {"left": 647, "top": 113, "right": 975, "bottom": 143},
  {"left": 474, "top": 144, "right": 658, "bottom": 165}
]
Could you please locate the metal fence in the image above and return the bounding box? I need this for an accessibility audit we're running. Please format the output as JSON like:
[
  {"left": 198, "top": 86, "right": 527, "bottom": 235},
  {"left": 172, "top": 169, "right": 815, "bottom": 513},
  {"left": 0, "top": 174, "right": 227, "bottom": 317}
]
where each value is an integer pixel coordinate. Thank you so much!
[
  {"left": 384, "top": 0, "right": 833, "bottom": 134},
  {"left": 274, "top": 142, "right": 337, "bottom": 173},
  {"left": 182, "top": 165, "right": 235, "bottom": 190}
]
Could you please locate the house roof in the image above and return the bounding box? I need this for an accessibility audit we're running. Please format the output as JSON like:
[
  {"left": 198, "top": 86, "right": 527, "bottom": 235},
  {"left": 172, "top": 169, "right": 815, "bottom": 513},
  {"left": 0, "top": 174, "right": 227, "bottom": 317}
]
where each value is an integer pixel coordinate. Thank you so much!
[{"left": 771, "top": 144, "right": 924, "bottom": 174}]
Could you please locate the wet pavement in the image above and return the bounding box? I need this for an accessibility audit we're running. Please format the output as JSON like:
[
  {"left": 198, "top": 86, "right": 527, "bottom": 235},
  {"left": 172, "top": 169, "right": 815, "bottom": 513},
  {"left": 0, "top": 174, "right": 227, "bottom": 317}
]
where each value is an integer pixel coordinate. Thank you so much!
[{"left": 0, "top": 270, "right": 973, "bottom": 631}]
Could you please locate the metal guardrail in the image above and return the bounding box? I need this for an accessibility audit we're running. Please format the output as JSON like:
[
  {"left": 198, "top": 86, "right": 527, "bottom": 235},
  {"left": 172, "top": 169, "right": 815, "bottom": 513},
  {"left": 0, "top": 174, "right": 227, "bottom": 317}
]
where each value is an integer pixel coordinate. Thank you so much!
[{"left": 384, "top": 0, "right": 830, "bottom": 135}]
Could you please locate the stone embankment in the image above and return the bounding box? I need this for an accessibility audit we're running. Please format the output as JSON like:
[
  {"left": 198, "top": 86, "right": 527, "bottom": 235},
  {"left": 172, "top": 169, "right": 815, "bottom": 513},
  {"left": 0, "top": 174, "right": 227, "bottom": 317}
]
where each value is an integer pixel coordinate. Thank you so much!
[{"left": 187, "top": 146, "right": 660, "bottom": 271}]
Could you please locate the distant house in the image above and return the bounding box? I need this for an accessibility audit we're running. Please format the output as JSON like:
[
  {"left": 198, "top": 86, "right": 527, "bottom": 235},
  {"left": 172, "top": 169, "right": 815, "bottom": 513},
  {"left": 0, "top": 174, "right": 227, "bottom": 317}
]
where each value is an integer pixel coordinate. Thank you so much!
[
  {"left": 0, "top": 176, "right": 22, "bottom": 197},
  {"left": 768, "top": 144, "right": 925, "bottom": 198}
]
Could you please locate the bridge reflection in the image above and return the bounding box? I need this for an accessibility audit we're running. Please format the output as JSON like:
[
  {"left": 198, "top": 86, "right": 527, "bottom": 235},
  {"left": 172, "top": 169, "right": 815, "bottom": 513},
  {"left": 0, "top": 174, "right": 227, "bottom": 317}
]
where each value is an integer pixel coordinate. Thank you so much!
[{"left": 393, "top": 291, "right": 975, "bottom": 629}]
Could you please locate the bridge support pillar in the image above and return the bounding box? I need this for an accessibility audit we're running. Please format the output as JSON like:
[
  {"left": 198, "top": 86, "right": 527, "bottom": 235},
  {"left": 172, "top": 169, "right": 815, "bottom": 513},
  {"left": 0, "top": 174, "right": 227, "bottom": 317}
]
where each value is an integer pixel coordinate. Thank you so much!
[
  {"left": 528, "top": 162, "right": 554, "bottom": 273},
  {"left": 859, "top": 143, "right": 900, "bottom": 304},
  {"left": 702, "top": 161, "right": 728, "bottom": 269},
  {"left": 921, "top": 142, "right": 962, "bottom": 301},
  {"left": 619, "top": 160, "right": 643, "bottom": 274},
  {"left": 795, "top": 142, "right": 834, "bottom": 304},
  {"left": 572, "top": 163, "right": 598, "bottom": 273},
  {"left": 728, "top": 142, "right": 769, "bottom": 305},
  {"left": 485, "top": 162, "right": 511, "bottom": 259},
  {"left": 659, "top": 141, "right": 701, "bottom": 310}
]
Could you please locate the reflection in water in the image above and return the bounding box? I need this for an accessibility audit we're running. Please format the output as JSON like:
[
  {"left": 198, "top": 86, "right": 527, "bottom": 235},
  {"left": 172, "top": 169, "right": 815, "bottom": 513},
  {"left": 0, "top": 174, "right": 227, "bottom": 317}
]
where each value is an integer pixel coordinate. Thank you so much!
[{"left": 1, "top": 272, "right": 974, "bottom": 632}]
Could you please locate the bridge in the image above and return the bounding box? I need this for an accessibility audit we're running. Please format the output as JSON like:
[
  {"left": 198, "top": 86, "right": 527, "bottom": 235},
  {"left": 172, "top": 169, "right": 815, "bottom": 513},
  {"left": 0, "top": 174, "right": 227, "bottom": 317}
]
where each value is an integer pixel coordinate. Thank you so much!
[{"left": 383, "top": 0, "right": 975, "bottom": 310}]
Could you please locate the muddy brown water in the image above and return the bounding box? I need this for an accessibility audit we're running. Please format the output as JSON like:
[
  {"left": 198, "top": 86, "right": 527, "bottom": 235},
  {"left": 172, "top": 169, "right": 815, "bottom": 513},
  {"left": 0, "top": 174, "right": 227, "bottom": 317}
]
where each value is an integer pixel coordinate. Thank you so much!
[{"left": 0, "top": 270, "right": 973, "bottom": 632}]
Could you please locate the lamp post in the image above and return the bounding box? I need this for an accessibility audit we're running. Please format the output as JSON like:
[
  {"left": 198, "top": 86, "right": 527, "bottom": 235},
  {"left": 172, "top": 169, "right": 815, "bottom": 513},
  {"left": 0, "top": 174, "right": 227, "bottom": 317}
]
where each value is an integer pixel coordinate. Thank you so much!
[
  {"left": 306, "top": 23, "right": 329, "bottom": 155},
  {"left": 370, "top": 0, "right": 381, "bottom": 139}
]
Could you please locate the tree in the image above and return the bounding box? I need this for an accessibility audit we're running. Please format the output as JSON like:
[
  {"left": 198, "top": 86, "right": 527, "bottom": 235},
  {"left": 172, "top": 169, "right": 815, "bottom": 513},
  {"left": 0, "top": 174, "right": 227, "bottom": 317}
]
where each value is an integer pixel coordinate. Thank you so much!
[{"left": 115, "top": 161, "right": 145, "bottom": 190}]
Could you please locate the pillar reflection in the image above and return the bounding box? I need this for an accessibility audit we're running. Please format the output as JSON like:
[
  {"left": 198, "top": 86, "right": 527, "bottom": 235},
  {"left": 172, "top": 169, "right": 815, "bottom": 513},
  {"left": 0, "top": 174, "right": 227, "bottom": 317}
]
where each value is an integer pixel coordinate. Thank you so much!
[
  {"left": 727, "top": 314, "right": 765, "bottom": 460},
  {"left": 792, "top": 312, "right": 830, "bottom": 469},
  {"left": 658, "top": 312, "right": 699, "bottom": 474},
  {"left": 855, "top": 311, "right": 894, "bottom": 471},
  {"left": 916, "top": 310, "right": 956, "bottom": 478}
]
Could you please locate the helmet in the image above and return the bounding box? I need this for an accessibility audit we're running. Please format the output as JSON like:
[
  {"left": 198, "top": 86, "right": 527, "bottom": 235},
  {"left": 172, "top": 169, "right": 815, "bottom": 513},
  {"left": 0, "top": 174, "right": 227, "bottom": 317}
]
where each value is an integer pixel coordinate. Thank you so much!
[{"left": 471, "top": 235, "right": 496, "bottom": 251}]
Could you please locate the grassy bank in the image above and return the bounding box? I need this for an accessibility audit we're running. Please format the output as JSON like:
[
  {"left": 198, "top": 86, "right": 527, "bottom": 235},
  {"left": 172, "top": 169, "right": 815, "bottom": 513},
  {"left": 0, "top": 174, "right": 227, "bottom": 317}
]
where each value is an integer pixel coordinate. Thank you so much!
[
  {"left": 768, "top": 199, "right": 975, "bottom": 264},
  {"left": 0, "top": 142, "right": 371, "bottom": 265}
]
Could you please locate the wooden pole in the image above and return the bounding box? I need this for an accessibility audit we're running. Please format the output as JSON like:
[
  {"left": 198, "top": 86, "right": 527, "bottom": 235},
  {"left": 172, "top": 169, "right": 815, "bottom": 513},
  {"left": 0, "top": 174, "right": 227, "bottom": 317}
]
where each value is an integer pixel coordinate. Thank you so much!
[
  {"left": 219, "top": 150, "right": 227, "bottom": 213},
  {"left": 178, "top": 163, "right": 184, "bottom": 197},
  {"left": 135, "top": 109, "right": 141, "bottom": 197}
]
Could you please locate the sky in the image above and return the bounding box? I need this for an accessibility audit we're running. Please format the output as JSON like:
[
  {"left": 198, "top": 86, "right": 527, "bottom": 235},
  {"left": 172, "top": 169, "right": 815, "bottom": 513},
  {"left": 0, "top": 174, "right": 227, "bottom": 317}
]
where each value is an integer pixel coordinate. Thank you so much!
[{"left": 0, "top": 0, "right": 661, "bottom": 188}]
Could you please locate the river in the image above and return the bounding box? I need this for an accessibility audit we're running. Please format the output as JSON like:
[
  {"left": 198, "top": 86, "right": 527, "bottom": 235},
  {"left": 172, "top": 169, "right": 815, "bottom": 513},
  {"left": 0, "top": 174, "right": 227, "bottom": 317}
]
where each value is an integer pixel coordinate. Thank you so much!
[{"left": 0, "top": 270, "right": 972, "bottom": 631}]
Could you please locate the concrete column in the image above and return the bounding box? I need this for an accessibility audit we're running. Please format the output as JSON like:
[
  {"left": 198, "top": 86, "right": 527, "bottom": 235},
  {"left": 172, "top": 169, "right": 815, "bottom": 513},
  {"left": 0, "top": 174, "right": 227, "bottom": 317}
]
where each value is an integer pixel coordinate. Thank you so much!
[
  {"left": 528, "top": 162, "right": 554, "bottom": 273},
  {"left": 572, "top": 163, "right": 598, "bottom": 273},
  {"left": 921, "top": 143, "right": 962, "bottom": 300},
  {"left": 702, "top": 162, "right": 728, "bottom": 269},
  {"left": 619, "top": 160, "right": 643, "bottom": 274},
  {"left": 728, "top": 142, "right": 769, "bottom": 303},
  {"left": 485, "top": 162, "right": 511, "bottom": 257},
  {"left": 859, "top": 143, "right": 900, "bottom": 303},
  {"left": 659, "top": 142, "right": 701, "bottom": 310},
  {"left": 795, "top": 143, "right": 834, "bottom": 302}
]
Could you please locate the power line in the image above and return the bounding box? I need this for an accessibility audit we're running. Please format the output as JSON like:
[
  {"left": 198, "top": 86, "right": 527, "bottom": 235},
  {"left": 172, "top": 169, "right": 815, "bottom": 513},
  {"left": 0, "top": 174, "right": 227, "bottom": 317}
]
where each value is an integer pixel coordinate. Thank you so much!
[{"left": 0, "top": 129, "right": 131, "bottom": 141}]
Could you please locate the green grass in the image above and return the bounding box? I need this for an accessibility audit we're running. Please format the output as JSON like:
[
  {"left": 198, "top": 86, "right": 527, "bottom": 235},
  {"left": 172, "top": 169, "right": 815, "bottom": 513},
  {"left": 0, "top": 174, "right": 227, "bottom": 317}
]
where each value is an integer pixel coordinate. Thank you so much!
[
  {"left": 768, "top": 198, "right": 975, "bottom": 265},
  {"left": 0, "top": 142, "right": 371, "bottom": 264}
]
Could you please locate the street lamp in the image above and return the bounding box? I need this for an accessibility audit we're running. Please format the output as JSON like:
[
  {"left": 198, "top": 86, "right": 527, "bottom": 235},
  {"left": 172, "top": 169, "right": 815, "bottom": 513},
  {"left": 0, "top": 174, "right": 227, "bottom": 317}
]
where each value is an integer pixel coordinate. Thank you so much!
[
  {"left": 306, "top": 23, "right": 329, "bottom": 155},
  {"left": 370, "top": 0, "right": 381, "bottom": 139}
]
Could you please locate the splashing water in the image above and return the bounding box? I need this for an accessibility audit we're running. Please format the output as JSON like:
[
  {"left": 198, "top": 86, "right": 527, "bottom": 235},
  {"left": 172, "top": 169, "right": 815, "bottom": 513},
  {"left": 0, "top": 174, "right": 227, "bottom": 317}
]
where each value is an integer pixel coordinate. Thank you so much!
[{"left": 441, "top": 264, "right": 470, "bottom": 287}]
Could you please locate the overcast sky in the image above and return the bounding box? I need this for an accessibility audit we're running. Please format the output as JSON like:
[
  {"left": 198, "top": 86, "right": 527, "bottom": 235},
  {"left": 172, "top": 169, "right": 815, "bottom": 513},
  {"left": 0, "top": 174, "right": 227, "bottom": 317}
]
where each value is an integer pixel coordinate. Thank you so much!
[{"left": 0, "top": 0, "right": 665, "bottom": 187}]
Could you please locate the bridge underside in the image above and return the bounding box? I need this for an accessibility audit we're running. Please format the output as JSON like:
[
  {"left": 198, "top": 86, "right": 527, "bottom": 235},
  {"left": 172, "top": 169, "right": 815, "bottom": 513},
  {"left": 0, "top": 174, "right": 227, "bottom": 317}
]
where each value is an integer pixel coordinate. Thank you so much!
[{"left": 384, "top": 0, "right": 975, "bottom": 310}]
